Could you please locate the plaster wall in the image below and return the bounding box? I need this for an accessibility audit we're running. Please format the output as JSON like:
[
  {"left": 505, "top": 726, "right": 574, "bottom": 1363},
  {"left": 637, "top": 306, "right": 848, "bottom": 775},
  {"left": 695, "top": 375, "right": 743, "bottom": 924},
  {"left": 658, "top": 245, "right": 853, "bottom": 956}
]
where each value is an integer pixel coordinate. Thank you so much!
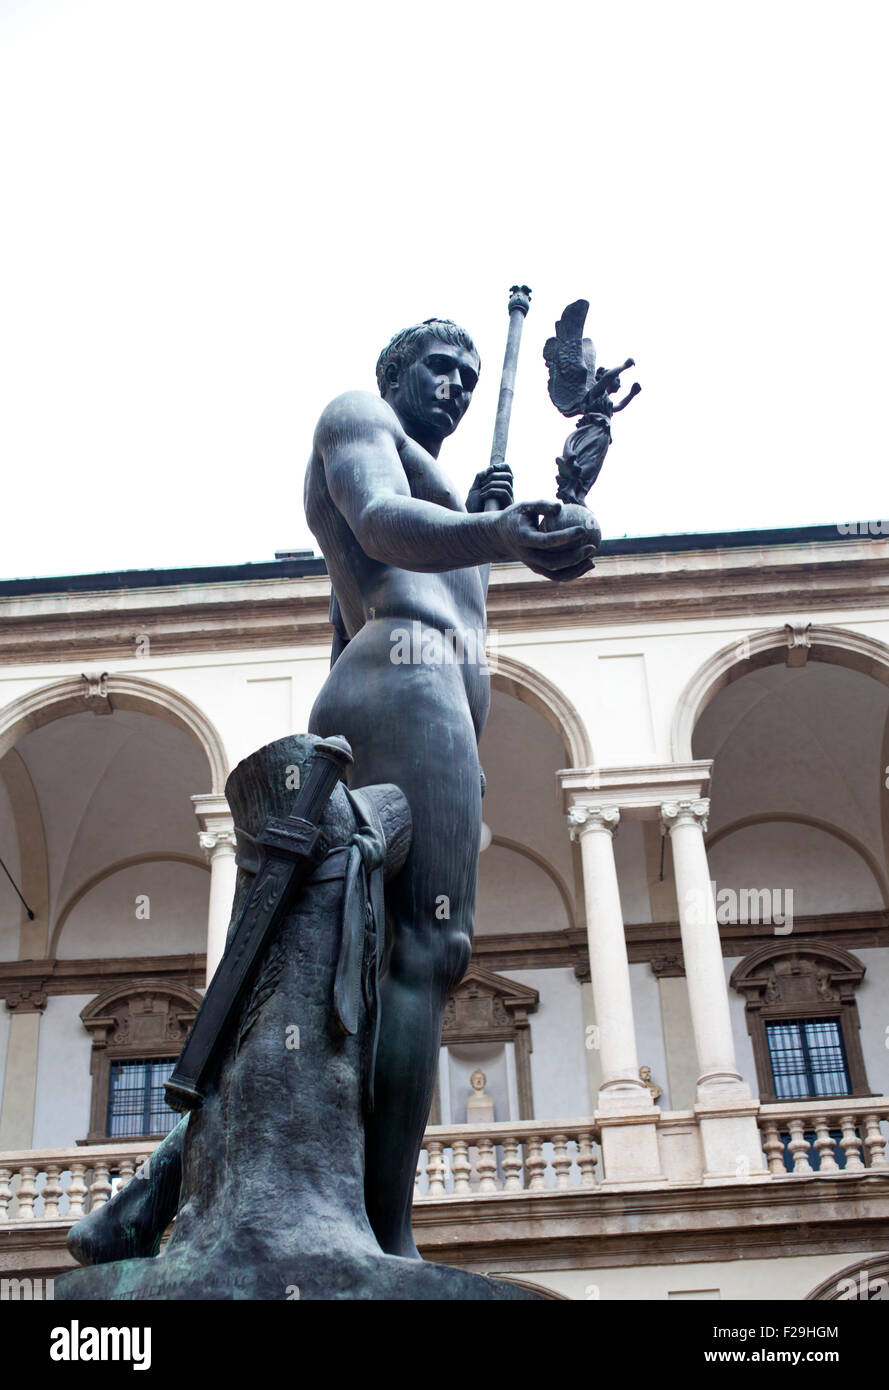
[
  {"left": 853, "top": 946, "right": 889, "bottom": 1096},
  {"left": 32, "top": 993, "right": 94, "bottom": 1149},
  {"left": 58, "top": 860, "right": 209, "bottom": 958},
  {"left": 0, "top": 1005, "right": 10, "bottom": 1119},
  {"left": 628, "top": 961, "right": 670, "bottom": 1103},
  {"left": 0, "top": 772, "right": 22, "bottom": 960},
  {"left": 476, "top": 845, "right": 570, "bottom": 935},
  {"left": 522, "top": 1248, "right": 879, "bottom": 1301},
  {"left": 509, "top": 968, "right": 589, "bottom": 1119},
  {"left": 709, "top": 822, "right": 883, "bottom": 916}
]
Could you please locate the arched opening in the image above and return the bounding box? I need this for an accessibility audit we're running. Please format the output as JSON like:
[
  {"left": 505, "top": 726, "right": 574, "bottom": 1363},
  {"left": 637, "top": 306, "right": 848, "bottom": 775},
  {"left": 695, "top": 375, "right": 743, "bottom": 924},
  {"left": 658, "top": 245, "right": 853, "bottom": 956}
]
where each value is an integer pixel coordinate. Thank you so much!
[{"left": 686, "top": 632, "right": 889, "bottom": 1108}]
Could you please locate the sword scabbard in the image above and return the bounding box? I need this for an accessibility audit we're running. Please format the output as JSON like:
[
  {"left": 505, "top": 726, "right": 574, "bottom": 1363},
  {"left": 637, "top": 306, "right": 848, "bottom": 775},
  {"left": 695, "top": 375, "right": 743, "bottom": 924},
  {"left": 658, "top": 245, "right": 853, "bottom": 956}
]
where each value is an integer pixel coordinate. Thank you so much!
[{"left": 165, "top": 739, "right": 352, "bottom": 1113}]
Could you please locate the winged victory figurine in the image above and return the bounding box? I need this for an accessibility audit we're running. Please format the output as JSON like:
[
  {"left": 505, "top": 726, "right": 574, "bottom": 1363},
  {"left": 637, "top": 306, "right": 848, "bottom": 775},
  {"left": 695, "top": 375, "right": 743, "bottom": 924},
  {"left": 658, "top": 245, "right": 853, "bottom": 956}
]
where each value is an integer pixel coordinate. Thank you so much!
[{"left": 542, "top": 298, "right": 640, "bottom": 512}]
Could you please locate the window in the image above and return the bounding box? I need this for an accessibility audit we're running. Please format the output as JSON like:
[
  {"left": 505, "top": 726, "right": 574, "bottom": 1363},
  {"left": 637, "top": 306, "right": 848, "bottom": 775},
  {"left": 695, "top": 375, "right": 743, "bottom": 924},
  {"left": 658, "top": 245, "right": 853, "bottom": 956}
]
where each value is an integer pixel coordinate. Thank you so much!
[
  {"left": 731, "top": 944, "right": 871, "bottom": 1103},
  {"left": 79, "top": 980, "right": 202, "bottom": 1144},
  {"left": 766, "top": 1018, "right": 852, "bottom": 1101},
  {"left": 107, "top": 1058, "right": 179, "bottom": 1139}
]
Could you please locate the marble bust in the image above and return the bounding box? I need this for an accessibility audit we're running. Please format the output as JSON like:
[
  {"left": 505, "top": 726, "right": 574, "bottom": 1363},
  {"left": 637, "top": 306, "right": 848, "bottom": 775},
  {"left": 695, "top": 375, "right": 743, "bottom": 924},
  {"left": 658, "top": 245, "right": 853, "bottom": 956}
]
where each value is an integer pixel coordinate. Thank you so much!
[{"left": 466, "top": 1067, "right": 495, "bottom": 1123}]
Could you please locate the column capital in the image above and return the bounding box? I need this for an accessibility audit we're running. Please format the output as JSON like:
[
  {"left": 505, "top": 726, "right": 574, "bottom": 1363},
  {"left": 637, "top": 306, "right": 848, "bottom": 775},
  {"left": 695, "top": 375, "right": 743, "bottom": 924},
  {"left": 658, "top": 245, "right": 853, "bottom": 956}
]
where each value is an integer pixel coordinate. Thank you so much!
[
  {"left": 4, "top": 988, "right": 48, "bottom": 1014},
  {"left": 192, "top": 793, "right": 235, "bottom": 860},
  {"left": 198, "top": 827, "right": 237, "bottom": 859},
  {"left": 660, "top": 798, "right": 710, "bottom": 835},
  {"left": 568, "top": 804, "right": 620, "bottom": 841}
]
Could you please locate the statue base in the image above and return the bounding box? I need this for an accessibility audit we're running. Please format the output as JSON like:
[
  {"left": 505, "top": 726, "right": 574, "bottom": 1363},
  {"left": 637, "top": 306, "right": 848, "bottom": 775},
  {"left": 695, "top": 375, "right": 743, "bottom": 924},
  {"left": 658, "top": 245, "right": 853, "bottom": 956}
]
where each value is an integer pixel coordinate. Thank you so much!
[
  {"left": 55, "top": 1250, "right": 546, "bottom": 1301},
  {"left": 56, "top": 736, "right": 548, "bottom": 1304}
]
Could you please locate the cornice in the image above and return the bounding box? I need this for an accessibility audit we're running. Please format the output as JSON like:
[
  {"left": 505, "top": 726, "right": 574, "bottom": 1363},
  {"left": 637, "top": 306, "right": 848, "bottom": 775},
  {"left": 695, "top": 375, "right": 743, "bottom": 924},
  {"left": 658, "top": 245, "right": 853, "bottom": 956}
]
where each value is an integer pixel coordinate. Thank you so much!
[
  {"left": 412, "top": 1173, "right": 889, "bottom": 1273},
  {"left": 469, "top": 911, "right": 889, "bottom": 973},
  {"left": 0, "top": 954, "right": 206, "bottom": 1003},
  {"left": 0, "top": 540, "right": 886, "bottom": 664},
  {"left": 1, "top": 915, "right": 884, "bottom": 1000}
]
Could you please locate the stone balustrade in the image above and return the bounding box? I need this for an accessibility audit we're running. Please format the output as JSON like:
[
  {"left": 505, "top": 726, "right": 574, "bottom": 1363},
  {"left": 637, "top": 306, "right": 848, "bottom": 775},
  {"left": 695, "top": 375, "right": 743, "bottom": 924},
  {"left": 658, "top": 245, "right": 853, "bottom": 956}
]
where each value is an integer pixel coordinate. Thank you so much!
[
  {"left": 758, "top": 1097, "right": 889, "bottom": 1175},
  {"left": 2, "top": 1100, "right": 888, "bottom": 1226},
  {"left": 0, "top": 1142, "right": 152, "bottom": 1222},
  {"left": 414, "top": 1119, "right": 600, "bottom": 1198}
]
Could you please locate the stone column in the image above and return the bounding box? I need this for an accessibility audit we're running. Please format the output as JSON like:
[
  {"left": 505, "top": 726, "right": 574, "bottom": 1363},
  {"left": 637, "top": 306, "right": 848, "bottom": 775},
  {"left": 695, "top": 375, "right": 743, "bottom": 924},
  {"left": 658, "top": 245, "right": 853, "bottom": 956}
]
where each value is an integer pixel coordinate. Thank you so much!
[
  {"left": 660, "top": 799, "right": 766, "bottom": 1180},
  {"left": 192, "top": 794, "right": 237, "bottom": 985},
  {"left": 569, "top": 805, "right": 664, "bottom": 1184}
]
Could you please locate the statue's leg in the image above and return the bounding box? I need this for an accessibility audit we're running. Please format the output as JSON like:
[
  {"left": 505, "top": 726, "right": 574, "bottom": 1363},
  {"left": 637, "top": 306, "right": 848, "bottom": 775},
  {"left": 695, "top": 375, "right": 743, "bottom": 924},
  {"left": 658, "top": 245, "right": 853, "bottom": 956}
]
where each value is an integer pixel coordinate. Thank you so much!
[
  {"left": 363, "top": 868, "right": 476, "bottom": 1258},
  {"left": 66, "top": 1115, "right": 186, "bottom": 1266},
  {"left": 310, "top": 627, "right": 485, "bottom": 1259}
]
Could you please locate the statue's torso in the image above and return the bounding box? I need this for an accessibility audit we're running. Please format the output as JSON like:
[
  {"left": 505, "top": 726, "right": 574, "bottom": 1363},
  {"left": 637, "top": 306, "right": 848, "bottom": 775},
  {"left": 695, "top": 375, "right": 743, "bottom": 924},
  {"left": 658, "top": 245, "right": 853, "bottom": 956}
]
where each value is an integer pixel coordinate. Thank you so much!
[{"left": 304, "top": 411, "right": 491, "bottom": 735}]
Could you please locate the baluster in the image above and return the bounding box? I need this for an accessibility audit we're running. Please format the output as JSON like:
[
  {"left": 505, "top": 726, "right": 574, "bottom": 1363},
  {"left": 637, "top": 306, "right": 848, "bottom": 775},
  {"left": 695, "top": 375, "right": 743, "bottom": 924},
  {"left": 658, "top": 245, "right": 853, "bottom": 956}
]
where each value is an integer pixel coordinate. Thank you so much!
[
  {"left": 524, "top": 1133, "right": 547, "bottom": 1191},
  {"left": 760, "top": 1121, "right": 787, "bottom": 1175},
  {"left": 863, "top": 1114, "right": 889, "bottom": 1171},
  {"left": 451, "top": 1139, "right": 472, "bottom": 1195},
  {"left": 576, "top": 1131, "right": 598, "bottom": 1188},
  {"left": 476, "top": 1137, "right": 498, "bottom": 1192},
  {"left": 812, "top": 1117, "right": 840, "bottom": 1173},
  {"left": 67, "top": 1162, "right": 87, "bottom": 1220},
  {"left": 42, "top": 1164, "right": 63, "bottom": 1218},
  {"left": 425, "top": 1141, "right": 446, "bottom": 1197},
  {"left": 839, "top": 1115, "right": 865, "bottom": 1172},
  {"left": 118, "top": 1156, "right": 136, "bottom": 1187},
  {"left": 501, "top": 1136, "right": 523, "bottom": 1192},
  {"left": 787, "top": 1119, "right": 813, "bottom": 1174},
  {"left": 16, "top": 1165, "right": 38, "bottom": 1219},
  {"left": 551, "top": 1134, "right": 573, "bottom": 1190},
  {"left": 89, "top": 1161, "right": 112, "bottom": 1210},
  {"left": 0, "top": 1167, "right": 12, "bottom": 1219},
  {"left": 414, "top": 1161, "right": 423, "bottom": 1199}
]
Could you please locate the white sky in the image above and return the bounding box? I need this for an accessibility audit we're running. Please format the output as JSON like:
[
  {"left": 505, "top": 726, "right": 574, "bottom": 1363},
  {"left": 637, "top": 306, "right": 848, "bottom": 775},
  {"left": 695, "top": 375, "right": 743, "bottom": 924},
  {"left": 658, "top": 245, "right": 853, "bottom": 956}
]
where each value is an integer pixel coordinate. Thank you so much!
[{"left": 1, "top": 0, "right": 886, "bottom": 580}]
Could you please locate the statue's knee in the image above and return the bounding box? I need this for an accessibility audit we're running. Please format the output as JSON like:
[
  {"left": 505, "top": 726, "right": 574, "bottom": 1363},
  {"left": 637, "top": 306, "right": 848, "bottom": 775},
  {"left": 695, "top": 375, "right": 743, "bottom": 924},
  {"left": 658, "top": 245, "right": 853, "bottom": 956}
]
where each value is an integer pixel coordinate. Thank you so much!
[{"left": 441, "top": 925, "right": 472, "bottom": 991}]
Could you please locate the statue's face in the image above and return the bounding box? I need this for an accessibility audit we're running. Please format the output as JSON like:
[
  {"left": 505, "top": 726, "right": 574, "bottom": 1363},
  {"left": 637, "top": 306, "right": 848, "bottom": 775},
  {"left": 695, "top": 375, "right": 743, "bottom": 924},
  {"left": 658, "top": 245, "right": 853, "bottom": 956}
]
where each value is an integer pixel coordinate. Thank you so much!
[{"left": 386, "top": 333, "right": 479, "bottom": 445}]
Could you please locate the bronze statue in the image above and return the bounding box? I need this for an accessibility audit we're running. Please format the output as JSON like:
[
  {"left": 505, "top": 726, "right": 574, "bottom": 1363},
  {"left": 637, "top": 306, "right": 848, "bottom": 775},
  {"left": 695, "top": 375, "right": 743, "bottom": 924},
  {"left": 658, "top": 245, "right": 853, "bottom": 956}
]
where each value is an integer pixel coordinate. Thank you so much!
[{"left": 304, "top": 314, "right": 595, "bottom": 1257}]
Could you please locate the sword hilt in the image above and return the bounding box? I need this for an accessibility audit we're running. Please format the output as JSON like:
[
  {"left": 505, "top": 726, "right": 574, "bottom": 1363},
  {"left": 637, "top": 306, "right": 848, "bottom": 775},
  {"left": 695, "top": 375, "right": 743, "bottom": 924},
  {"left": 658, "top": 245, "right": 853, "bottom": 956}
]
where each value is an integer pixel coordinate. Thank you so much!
[{"left": 291, "top": 736, "right": 353, "bottom": 824}]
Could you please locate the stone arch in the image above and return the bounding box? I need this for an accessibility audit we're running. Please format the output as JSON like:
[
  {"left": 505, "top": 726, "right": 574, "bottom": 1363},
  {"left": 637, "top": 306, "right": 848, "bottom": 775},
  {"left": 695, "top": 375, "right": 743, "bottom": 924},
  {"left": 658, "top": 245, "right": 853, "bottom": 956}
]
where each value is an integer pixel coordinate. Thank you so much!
[
  {"left": 0, "top": 673, "right": 229, "bottom": 794},
  {"left": 491, "top": 653, "right": 593, "bottom": 768},
  {"left": 488, "top": 835, "right": 575, "bottom": 929},
  {"left": 805, "top": 1254, "right": 889, "bottom": 1300},
  {"left": 671, "top": 624, "right": 889, "bottom": 763},
  {"left": 706, "top": 813, "right": 889, "bottom": 909},
  {"left": 50, "top": 852, "right": 210, "bottom": 958},
  {"left": 486, "top": 834, "right": 577, "bottom": 922}
]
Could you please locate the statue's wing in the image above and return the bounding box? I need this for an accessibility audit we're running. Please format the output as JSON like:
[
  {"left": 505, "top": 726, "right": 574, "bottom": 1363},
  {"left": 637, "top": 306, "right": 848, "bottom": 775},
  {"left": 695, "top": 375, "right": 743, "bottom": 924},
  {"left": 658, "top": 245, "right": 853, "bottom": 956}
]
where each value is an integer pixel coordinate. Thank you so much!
[{"left": 543, "top": 299, "right": 595, "bottom": 416}]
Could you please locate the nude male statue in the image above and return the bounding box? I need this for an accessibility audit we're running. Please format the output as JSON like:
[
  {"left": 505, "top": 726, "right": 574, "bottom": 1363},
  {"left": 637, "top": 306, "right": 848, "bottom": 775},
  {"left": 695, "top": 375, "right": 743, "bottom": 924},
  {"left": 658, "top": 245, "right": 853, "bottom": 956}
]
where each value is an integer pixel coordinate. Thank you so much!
[
  {"left": 305, "top": 316, "right": 596, "bottom": 1257},
  {"left": 65, "top": 315, "right": 596, "bottom": 1272}
]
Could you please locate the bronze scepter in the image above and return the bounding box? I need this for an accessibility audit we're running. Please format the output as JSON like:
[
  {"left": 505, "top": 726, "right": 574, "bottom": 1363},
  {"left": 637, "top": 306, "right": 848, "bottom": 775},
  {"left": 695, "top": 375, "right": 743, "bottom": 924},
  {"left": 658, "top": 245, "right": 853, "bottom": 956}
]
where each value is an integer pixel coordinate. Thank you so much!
[{"left": 483, "top": 284, "right": 532, "bottom": 512}]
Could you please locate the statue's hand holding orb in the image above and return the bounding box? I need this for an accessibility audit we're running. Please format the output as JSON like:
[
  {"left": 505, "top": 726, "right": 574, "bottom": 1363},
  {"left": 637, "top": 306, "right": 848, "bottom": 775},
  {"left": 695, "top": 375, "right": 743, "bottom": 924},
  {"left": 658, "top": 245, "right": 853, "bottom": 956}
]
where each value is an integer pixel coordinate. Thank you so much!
[
  {"left": 495, "top": 500, "right": 598, "bottom": 582},
  {"left": 540, "top": 501, "right": 601, "bottom": 551}
]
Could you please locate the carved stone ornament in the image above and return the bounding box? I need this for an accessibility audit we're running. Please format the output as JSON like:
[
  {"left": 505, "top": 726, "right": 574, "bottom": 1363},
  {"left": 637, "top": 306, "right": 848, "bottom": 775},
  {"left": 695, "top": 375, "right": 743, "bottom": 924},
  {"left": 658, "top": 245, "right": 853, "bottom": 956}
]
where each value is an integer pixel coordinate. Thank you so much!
[
  {"left": 784, "top": 621, "right": 813, "bottom": 668},
  {"left": 659, "top": 798, "right": 710, "bottom": 835},
  {"left": 442, "top": 964, "right": 538, "bottom": 1043},
  {"left": 81, "top": 670, "right": 113, "bottom": 714},
  {"left": 4, "top": 988, "right": 48, "bottom": 1014},
  {"left": 567, "top": 804, "right": 620, "bottom": 841},
  {"left": 650, "top": 953, "right": 685, "bottom": 979}
]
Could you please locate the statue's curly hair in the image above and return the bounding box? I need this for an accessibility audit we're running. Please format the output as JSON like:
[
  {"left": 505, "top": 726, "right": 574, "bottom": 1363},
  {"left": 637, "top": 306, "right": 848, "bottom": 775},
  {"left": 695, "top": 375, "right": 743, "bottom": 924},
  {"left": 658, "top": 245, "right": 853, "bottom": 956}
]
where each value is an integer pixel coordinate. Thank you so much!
[{"left": 375, "top": 318, "right": 479, "bottom": 396}]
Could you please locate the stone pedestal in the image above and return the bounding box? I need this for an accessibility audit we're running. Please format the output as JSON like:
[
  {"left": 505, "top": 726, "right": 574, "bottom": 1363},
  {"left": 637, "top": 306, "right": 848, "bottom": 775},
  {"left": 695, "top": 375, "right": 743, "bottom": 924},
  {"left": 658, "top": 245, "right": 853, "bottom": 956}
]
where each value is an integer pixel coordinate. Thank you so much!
[{"left": 57, "top": 735, "right": 546, "bottom": 1301}]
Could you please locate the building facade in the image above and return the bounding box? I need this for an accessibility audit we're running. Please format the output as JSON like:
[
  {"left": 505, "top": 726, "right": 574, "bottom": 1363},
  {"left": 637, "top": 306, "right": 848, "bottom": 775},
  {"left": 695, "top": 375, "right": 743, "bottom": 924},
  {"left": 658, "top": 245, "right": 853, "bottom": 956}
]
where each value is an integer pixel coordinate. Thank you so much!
[{"left": 1, "top": 523, "right": 888, "bottom": 1300}]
